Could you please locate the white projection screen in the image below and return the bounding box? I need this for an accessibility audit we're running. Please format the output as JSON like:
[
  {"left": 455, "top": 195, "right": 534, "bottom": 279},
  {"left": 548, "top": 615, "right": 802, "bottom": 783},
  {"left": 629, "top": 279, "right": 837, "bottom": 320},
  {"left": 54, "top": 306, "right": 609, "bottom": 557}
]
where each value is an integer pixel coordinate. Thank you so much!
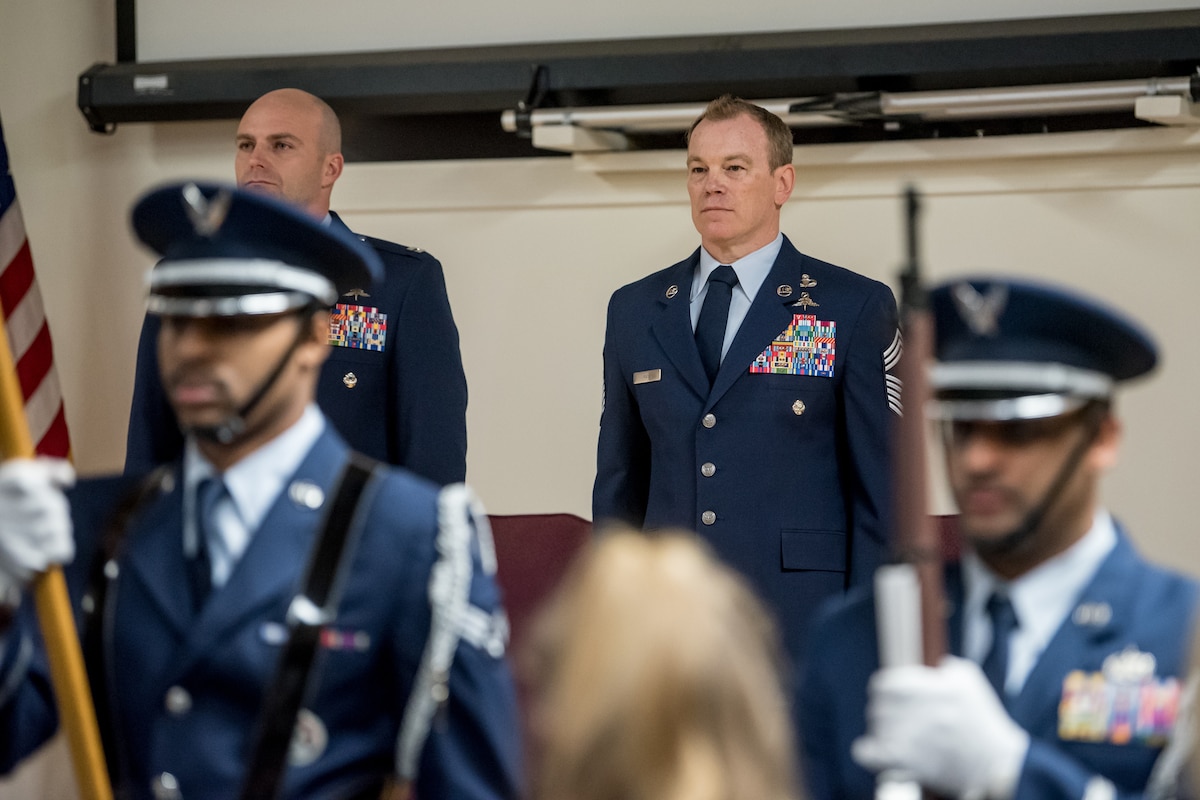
[{"left": 134, "top": 0, "right": 1200, "bottom": 62}]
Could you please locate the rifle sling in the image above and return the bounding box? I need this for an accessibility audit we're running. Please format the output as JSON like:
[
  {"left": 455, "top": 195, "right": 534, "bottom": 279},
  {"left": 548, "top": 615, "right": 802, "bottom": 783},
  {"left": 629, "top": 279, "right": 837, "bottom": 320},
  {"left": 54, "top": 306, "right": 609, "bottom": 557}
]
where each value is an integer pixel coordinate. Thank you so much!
[{"left": 238, "top": 454, "right": 377, "bottom": 800}]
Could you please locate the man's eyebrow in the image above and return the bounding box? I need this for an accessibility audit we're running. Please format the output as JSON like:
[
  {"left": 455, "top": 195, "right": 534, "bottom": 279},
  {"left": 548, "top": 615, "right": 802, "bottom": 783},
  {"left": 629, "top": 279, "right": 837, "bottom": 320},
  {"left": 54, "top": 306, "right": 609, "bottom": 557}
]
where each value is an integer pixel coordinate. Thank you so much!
[
  {"left": 687, "top": 152, "right": 753, "bottom": 163},
  {"left": 237, "top": 132, "right": 301, "bottom": 142}
]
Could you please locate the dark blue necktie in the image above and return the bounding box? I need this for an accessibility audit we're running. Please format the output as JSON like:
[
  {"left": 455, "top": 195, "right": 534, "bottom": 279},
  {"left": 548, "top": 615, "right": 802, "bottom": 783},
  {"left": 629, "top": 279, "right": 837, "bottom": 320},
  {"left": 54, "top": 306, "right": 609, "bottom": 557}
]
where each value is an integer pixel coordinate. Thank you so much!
[
  {"left": 695, "top": 265, "right": 739, "bottom": 385},
  {"left": 981, "top": 592, "right": 1019, "bottom": 696},
  {"left": 189, "top": 477, "right": 224, "bottom": 611}
]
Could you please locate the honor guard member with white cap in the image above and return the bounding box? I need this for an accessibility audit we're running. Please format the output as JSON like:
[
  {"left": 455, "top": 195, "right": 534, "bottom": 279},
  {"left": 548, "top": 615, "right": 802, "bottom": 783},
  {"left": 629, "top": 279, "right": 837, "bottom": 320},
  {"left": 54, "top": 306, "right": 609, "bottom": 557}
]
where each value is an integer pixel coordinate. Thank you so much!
[
  {"left": 0, "top": 182, "right": 520, "bottom": 799},
  {"left": 798, "top": 276, "right": 1198, "bottom": 800}
]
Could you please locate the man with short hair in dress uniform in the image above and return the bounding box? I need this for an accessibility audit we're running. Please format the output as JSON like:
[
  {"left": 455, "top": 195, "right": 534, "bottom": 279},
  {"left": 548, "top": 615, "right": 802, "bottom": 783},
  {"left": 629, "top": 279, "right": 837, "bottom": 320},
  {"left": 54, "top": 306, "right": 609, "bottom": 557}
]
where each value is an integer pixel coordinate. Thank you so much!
[
  {"left": 593, "top": 95, "right": 900, "bottom": 675},
  {"left": 798, "top": 276, "right": 1198, "bottom": 800},
  {"left": 0, "top": 182, "right": 519, "bottom": 799},
  {"left": 126, "top": 88, "right": 468, "bottom": 486}
]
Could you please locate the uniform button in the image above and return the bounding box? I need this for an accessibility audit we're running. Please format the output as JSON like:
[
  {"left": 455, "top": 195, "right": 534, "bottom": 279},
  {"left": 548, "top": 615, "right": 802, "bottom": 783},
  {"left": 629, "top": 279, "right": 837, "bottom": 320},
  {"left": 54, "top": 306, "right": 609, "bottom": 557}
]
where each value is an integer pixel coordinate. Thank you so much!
[
  {"left": 700, "top": 462, "right": 716, "bottom": 477},
  {"left": 151, "top": 772, "right": 181, "bottom": 800},
  {"left": 164, "top": 686, "right": 192, "bottom": 716},
  {"left": 701, "top": 511, "right": 716, "bottom": 526},
  {"left": 792, "top": 399, "right": 806, "bottom": 416},
  {"left": 702, "top": 413, "right": 716, "bottom": 429}
]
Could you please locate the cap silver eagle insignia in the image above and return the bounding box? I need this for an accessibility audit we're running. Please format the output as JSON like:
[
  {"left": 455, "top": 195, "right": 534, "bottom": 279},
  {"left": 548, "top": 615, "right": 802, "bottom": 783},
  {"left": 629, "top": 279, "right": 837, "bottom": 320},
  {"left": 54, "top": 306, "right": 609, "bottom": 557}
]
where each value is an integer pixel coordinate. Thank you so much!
[
  {"left": 952, "top": 283, "right": 1008, "bottom": 337},
  {"left": 181, "top": 183, "right": 232, "bottom": 237}
]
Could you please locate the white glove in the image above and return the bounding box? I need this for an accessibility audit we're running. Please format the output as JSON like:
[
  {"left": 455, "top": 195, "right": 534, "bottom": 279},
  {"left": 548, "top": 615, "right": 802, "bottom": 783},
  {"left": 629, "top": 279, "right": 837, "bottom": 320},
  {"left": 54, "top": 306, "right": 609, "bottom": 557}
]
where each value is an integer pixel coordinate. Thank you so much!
[
  {"left": 852, "top": 655, "right": 1031, "bottom": 800},
  {"left": 0, "top": 458, "right": 75, "bottom": 588}
]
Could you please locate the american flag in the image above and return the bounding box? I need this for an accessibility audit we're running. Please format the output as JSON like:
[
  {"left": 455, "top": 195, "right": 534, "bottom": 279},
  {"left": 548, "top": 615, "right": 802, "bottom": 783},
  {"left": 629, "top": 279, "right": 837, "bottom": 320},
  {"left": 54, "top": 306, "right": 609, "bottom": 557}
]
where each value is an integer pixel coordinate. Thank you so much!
[{"left": 0, "top": 115, "right": 70, "bottom": 457}]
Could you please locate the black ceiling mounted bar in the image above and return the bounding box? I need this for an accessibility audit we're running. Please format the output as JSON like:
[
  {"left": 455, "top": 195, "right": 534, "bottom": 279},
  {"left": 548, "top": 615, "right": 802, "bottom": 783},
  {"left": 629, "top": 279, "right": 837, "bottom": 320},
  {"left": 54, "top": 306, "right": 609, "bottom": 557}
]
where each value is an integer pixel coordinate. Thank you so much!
[{"left": 78, "top": 10, "right": 1200, "bottom": 161}]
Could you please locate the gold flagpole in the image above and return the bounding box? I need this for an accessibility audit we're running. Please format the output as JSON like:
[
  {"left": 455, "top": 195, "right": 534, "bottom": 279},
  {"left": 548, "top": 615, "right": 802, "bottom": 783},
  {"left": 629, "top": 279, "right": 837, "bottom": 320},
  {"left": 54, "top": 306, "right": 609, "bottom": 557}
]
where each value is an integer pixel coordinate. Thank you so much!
[{"left": 0, "top": 318, "right": 112, "bottom": 800}]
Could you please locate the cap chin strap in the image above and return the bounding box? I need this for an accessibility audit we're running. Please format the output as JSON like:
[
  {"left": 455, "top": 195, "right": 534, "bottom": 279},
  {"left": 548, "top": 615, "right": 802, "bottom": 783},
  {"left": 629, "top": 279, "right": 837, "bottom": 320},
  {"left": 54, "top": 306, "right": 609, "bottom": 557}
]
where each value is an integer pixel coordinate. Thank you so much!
[
  {"left": 972, "top": 404, "right": 1107, "bottom": 559},
  {"left": 188, "top": 310, "right": 317, "bottom": 445}
]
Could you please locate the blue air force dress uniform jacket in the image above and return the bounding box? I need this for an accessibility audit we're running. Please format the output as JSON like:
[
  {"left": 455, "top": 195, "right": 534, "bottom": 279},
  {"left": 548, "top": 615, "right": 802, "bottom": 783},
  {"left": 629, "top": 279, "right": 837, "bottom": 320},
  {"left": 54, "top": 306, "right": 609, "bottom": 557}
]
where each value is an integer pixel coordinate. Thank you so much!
[
  {"left": 0, "top": 425, "right": 519, "bottom": 799},
  {"left": 593, "top": 235, "right": 899, "bottom": 663},
  {"left": 125, "top": 212, "right": 469, "bottom": 486},
  {"left": 798, "top": 528, "right": 1198, "bottom": 800}
]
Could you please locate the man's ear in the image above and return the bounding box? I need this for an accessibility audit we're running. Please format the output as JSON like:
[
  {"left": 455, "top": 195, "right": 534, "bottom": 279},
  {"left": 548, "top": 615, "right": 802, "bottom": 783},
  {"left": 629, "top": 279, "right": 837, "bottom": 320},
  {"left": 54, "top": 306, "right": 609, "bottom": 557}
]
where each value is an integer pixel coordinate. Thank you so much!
[
  {"left": 774, "top": 163, "right": 795, "bottom": 208},
  {"left": 322, "top": 153, "right": 344, "bottom": 189},
  {"left": 299, "top": 310, "right": 332, "bottom": 368}
]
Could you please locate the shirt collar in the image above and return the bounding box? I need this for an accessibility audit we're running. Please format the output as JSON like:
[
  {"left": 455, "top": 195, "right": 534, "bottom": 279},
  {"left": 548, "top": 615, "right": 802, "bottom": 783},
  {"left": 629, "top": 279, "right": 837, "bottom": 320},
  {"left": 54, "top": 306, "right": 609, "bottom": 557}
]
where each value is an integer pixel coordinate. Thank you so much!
[
  {"left": 691, "top": 233, "right": 783, "bottom": 304},
  {"left": 184, "top": 404, "right": 326, "bottom": 532},
  {"left": 963, "top": 508, "right": 1118, "bottom": 652}
]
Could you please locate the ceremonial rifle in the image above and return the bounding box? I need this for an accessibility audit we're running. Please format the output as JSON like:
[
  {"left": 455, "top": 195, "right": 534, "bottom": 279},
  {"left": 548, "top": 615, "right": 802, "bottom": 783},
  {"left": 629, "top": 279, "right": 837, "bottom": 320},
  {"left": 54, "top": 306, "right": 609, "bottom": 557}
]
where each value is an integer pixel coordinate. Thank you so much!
[{"left": 873, "top": 186, "right": 948, "bottom": 800}]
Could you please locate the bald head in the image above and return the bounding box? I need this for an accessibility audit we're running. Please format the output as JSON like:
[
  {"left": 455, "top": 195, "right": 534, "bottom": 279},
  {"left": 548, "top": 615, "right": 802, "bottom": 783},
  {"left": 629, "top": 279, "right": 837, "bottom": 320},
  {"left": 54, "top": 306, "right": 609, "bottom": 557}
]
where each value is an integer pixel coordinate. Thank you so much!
[{"left": 234, "top": 89, "right": 344, "bottom": 219}]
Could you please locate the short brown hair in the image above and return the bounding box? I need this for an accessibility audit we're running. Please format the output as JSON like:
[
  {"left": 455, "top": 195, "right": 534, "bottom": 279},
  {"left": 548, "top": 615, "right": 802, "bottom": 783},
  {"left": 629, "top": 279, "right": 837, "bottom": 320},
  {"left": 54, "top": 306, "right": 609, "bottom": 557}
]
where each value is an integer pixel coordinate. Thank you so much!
[{"left": 686, "top": 95, "right": 794, "bottom": 171}]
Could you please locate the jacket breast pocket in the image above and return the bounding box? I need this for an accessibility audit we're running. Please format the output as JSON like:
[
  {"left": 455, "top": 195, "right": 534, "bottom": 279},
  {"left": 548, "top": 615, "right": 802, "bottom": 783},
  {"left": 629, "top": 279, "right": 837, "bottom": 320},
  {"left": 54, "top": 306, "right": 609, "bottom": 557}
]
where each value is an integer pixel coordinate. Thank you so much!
[{"left": 781, "top": 528, "right": 847, "bottom": 573}]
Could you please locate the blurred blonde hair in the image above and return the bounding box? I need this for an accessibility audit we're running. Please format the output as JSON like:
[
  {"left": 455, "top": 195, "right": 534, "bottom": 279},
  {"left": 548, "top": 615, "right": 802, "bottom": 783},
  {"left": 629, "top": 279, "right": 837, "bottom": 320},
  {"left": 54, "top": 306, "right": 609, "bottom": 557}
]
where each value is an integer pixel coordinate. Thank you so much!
[{"left": 522, "top": 528, "right": 802, "bottom": 800}]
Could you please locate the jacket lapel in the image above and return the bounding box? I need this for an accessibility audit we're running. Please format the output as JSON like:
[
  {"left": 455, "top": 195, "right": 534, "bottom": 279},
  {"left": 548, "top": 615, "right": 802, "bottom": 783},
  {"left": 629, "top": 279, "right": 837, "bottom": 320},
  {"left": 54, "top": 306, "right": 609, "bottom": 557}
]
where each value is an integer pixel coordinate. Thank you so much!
[
  {"left": 177, "top": 429, "right": 350, "bottom": 673},
  {"left": 121, "top": 470, "right": 193, "bottom": 639},
  {"left": 650, "top": 253, "right": 710, "bottom": 400},
  {"left": 707, "top": 238, "right": 808, "bottom": 409},
  {"left": 1006, "top": 534, "right": 1138, "bottom": 732}
]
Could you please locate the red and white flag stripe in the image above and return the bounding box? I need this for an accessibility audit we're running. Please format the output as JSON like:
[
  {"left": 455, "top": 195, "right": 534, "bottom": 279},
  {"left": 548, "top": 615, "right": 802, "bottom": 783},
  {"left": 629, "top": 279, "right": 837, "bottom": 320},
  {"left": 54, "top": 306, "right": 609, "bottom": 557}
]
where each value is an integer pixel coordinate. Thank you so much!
[{"left": 0, "top": 184, "right": 70, "bottom": 457}]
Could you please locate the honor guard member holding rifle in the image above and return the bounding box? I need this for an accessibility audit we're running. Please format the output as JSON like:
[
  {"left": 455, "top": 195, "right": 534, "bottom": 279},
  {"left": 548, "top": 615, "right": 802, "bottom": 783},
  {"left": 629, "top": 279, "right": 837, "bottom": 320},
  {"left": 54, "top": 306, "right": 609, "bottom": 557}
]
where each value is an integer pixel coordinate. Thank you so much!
[
  {"left": 798, "top": 276, "right": 1198, "bottom": 800},
  {"left": 0, "top": 182, "right": 519, "bottom": 799}
]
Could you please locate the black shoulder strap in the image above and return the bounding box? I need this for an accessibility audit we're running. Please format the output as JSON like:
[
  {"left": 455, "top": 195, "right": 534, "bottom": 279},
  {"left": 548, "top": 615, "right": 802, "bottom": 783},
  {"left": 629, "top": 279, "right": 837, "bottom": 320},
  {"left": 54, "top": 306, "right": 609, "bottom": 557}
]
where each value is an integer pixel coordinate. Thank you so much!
[{"left": 238, "top": 454, "right": 378, "bottom": 800}]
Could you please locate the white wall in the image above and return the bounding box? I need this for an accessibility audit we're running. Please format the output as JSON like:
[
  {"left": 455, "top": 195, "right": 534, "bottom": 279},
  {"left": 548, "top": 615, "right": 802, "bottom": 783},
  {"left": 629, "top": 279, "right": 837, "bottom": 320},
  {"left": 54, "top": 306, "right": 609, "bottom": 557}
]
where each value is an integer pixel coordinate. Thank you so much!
[
  {"left": 3, "top": 0, "right": 1200, "bottom": 796},
  {"left": 330, "top": 131, "right": 1200, "bottom": 570}
]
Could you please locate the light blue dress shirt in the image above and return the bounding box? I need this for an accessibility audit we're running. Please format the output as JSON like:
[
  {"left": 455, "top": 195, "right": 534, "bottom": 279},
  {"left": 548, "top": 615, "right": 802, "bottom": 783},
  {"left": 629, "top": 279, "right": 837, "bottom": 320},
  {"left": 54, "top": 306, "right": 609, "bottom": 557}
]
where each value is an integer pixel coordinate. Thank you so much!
[
  {"left": 689, "top": 233, "right": 784, "bottom": 363},
  {"left": 183, "top": 404, "right": 326, "bottom": 588}
]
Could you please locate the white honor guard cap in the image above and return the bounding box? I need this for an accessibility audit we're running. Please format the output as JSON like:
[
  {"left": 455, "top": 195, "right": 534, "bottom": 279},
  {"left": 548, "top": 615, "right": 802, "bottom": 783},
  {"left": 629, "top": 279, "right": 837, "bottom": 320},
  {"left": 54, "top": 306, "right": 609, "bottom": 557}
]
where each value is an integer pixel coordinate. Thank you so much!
[
  {"left": 928, "top": 276, "right": 1157, "bottom": 421},
  {"left": 131, "top": 181, "right": 381, "bottom": 318}
]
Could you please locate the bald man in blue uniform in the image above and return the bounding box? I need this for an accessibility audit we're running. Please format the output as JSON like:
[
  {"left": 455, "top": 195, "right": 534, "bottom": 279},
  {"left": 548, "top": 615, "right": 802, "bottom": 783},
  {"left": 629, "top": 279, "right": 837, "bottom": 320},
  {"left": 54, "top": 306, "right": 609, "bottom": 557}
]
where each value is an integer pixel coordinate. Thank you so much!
[
  {"left": 126, "top": 88, "right": 467, "bottom": 485},
  {"left": 593, "top": 96, "right": 899, "bottom": 670},
  {"left": 798, "top": 276, "right": 1198, "bottom": 800},
  {"left": 0, "top": 182, "right": 518, "bottom": 799}
]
